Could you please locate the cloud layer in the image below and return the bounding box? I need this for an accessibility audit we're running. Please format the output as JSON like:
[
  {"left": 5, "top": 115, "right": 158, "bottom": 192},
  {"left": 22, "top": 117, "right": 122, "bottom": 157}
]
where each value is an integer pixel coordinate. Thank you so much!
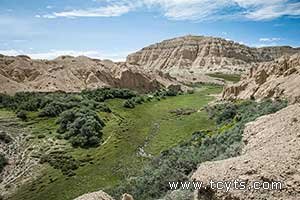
[{"left": 39, "top": 0, "right": 300, "bottom": 21}]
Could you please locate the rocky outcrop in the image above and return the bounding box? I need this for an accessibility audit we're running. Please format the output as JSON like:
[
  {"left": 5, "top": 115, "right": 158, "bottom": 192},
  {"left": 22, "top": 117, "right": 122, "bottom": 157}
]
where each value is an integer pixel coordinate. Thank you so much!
[
  {"left": 257, "top": 46, "right": 300, "bottom": 60},
  {"left": 192, "top": 104, "right": 300, "bottom": 200},
  {"left": 121, "top": 193, "right": 134, "bottom": 200},
  {"left": 222, "top": 54, "right": 300, "bottom": 103},
  {"left": 126, "top": 35, "right": 300, "bottom": 75},
  {"left": 0, "top": 55, "right": 170, "bottom": 94},
  {"left": 74, "top": 191, "right": 114, "bottom": 200}
]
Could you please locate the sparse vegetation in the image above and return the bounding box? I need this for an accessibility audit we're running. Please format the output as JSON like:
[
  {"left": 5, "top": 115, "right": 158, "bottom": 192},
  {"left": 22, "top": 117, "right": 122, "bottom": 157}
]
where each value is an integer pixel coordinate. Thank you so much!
[
  {"left": 122, "top": 88, "right": 180, "bottom": 109},
  {"left": 207, "top": 72, "right": 241, "bottom": 83},
  {"left": 110, "top": 99, "right": 288, "bottom": 199},
  {"left": 2, "top": 85, "right": 287, "bottom": 200},
  {"left": 8, "top": 85, "right": 222, "bottom": 200},
  {"left": 40, "top": 152, "right": 79, "bottom": 176}
]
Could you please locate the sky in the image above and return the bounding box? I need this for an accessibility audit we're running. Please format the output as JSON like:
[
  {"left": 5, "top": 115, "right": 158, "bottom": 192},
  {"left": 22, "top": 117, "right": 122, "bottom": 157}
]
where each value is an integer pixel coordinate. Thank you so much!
[{"left": 0, "top": 0, "right": 299, "bottom": 61}]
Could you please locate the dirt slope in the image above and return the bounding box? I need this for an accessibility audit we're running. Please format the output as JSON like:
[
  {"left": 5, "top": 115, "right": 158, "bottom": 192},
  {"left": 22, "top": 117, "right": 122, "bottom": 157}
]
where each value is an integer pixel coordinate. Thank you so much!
[
  {"left": 0, "top": 55, "right": 172, "bottom": 94},
  {"left": 192, "top": 104, "right": 300, "bottom": 200}
]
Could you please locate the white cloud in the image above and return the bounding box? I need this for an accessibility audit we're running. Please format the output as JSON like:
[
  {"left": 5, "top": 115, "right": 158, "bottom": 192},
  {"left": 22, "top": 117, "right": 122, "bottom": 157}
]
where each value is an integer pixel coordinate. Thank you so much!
[
  {"left": 142, "top": 0, "right": 300, "bottom": 20},
  {"left": 45, "top": 4, "right": 132, "bottom": 18},
  {"left": 259, "top": 37, "right": 281, "bottom": 42},
  {"left": 42, "top": 14, "right": 59, "bottom": 19},
  {"left": 246, "top": 2, "right": 300, "bottom": 20},
  {"left": 142, "top": 0, "right": 234, "bottom": 20},
  {"left": 38, "top": 0, "right": 300, "bottom": 21},
  {"left": 0, "top": 49, "right": 128, "bottom": 61}
]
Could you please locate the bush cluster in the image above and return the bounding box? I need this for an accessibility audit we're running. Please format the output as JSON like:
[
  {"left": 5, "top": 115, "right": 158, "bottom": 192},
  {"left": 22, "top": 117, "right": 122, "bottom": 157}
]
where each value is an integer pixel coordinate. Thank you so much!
[
  {"left": 152, "top": 89, "right": 180, "bottom": 98},
  {"left": 82, "top": 88, "right": 137, "bottom": 102},
  {"left": 122, "top": 89, "right": 180, "bottom": 109},
  {"left": 56, "top": 108, "right": 105, "bottom": 148},
  {"left": 123, "top": 97, "right": 145, "bottom": 109},
  {"left": 0, "top": 89, "right": 123, "bottom": 117},
  {"left": 39, "top": 100, "right": 78, "bottom": 117}
]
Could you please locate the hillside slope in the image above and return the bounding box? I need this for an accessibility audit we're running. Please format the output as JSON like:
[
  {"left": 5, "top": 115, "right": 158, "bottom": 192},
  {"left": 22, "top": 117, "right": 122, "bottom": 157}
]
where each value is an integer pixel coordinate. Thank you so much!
[
  {"left": 1, "top": 36, "right": 299, "bottom": 94},
  {"left": 126, "top": 35, "right": 300, "bottom": 75},
  {"left": 0, "top": 55, "right": 170, "bottom": 94},
  {"left": 222, "top": 54, "right": 300, "bottom": 103}
]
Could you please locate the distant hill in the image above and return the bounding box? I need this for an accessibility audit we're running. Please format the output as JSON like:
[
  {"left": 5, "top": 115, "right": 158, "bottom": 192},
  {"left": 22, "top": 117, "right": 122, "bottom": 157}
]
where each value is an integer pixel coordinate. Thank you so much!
[
  {"left": 1, "top": 35, "right": 300, "bottom": 94},
  {"left": 126, "top": 35, "right": 300, "bottom": 75}
]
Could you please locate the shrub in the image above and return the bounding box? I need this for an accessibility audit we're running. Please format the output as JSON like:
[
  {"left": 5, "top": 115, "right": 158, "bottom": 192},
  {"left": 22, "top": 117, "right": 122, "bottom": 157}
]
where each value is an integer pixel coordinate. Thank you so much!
[
  {"left": 39, "top": 101, "right": 76, "bottom": 117},
  {"left": 56, "top": 108, "right": 105, "bottom": 148},
  {"left": 0, "top": 131, "right": 12, "bottom": 143},
  {"left": 81, "top": 100, "right": 111, "bottom": 113},
  {"left": 82, "top": 88, "right": 137, "bottom": 102},
  {"left": 123, "top": 99, "right": 136, "bottom": 109},
  {"left": 18, "top": 98, "right": 42, "bottom": 111},
  {"left": 166, "top": 90, "right": 178, "bottom": 97},
  {"left": 37, "top": 134, "right": 46, "bottom": 139},
  {"left": 216, "top": 104, "right": 237, "bottom": 124},
  {"left": 0, "top": 154, "right": 7, "bottom": 173},
  {"left": 16, "top": 110, "right": 28, "bottom": 121},
  {"left": 134, "top": 97, "right": 144, "bottom": 104}
]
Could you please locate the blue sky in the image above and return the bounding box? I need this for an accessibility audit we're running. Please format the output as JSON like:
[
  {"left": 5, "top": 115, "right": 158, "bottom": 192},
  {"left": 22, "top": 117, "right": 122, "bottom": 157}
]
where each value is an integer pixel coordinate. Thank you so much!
[{"left": 0, "top": 0, "right": 300, "bottom": 61}]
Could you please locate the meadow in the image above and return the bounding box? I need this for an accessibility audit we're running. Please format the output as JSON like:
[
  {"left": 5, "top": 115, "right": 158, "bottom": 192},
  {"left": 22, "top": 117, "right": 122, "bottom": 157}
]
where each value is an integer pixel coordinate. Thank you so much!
[{"left": 2, "top": 85, "right": 222, "bottom": 200}]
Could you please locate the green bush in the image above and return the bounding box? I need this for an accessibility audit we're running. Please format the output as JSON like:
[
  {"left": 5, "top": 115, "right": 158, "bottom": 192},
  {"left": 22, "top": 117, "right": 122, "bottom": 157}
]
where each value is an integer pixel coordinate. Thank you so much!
[
  {"left": 17, "top": 110, "right": 28, "bottom": 121},
  {"left": 0, "top": 154, "right": 7, "bottom": 173},
  {"left": 123, "top": 99, "right": 136, "bottom": 109},
  {"left": 18, "top": 98, "right": 42, "bottom": 112},
  {"left": 0, "top": 131, "right": 12, "bottom": 143},
  {"left": 134, "top": 97, "right": 145, "bottom": 104},
  {"left": 56, "top": 108, "right": 105, "bottom": 148},
  {"left": 39, "top": 101, "right": 76, "bottom": 117},
  {"left": 82, "top": 88, "right": 137, "bottom": 102}
]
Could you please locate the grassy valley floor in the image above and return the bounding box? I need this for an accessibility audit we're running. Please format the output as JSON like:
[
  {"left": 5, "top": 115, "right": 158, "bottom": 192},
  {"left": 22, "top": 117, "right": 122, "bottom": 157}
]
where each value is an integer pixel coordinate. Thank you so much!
[{"left": 4, "top": 85, "right": 222, "bottom": 200}]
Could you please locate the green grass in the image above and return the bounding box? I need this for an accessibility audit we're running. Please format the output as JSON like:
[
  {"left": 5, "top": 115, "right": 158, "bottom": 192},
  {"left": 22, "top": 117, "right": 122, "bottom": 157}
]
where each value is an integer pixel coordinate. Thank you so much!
[
  {"left": 207, "top": 72, "right": 241, "bottom": 83},
  {"left": 8, "top": 85, "right": 222, "bottom": 200}
]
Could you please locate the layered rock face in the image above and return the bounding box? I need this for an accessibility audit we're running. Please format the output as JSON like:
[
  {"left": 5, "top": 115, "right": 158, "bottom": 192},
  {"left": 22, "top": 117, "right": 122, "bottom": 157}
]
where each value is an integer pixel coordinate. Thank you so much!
[
  {"left": 126, "top": 35, "right": 300, "bottom": 75},
  {"left": 257, "top": 46, "right": 300, "bottom": 60},
  {"left": 0, "top": 54, "right": 168, "bottom": 94},
  {"left": 222, "top": 54, "right": 300, "bottom": 103},
  {"left": 192, "top": 104, "right": 300, "bottom": 200}
]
